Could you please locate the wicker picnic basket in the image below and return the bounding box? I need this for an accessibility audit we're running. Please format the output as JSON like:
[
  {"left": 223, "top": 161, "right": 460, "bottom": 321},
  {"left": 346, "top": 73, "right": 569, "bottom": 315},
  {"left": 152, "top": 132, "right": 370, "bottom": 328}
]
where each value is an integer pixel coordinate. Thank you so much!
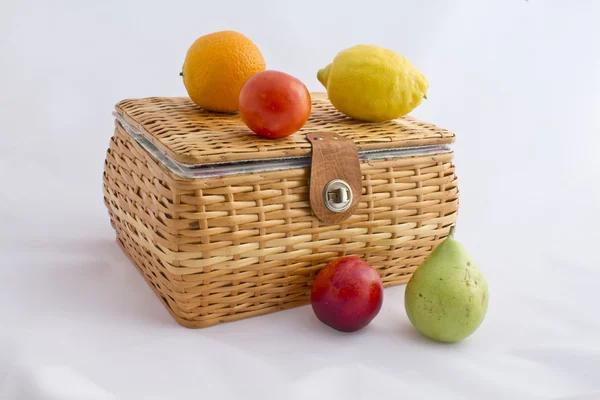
[{"left": 103, "top": 93, "right": 459, "bottom": 328}]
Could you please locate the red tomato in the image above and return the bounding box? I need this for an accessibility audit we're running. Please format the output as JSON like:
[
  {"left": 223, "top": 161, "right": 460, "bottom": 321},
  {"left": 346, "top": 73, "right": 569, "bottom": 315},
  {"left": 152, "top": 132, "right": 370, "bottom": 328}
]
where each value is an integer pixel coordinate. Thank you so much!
[{"left": 239, "top": 70, "right": 311, "bottom": 139}]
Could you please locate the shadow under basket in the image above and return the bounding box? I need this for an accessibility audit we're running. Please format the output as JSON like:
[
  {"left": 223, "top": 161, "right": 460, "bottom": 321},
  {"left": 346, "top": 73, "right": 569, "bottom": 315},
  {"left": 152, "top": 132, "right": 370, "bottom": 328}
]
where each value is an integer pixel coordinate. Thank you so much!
[{"left": 102, "top": 93, "right": 459, "bottom": 328}]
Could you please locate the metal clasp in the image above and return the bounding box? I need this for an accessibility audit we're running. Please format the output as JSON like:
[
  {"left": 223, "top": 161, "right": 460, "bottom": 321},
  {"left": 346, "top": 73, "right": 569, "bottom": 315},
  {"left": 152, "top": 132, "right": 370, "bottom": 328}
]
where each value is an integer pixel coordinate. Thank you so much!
[{"left": 323, "top": 179, "right": 353, "bottom": 212}]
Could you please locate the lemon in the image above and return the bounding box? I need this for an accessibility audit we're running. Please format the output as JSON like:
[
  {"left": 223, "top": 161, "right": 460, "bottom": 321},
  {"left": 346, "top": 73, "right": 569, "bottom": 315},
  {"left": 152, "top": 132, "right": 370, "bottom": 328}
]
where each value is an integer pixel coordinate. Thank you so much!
[{"left": 317, "top": 45, "right": 428, "bottom": 122}]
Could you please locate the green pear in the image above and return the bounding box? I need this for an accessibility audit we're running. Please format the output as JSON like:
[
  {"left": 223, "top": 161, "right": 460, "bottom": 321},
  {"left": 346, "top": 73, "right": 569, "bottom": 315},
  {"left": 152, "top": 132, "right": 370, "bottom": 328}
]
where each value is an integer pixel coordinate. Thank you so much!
[{"left": 404, "top": 226, "right": 488, "bottom": 343}]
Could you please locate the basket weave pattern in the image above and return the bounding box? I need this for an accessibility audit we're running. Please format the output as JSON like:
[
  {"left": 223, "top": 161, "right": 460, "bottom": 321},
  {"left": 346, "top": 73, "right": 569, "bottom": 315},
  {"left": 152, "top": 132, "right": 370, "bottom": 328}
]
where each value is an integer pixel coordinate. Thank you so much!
[
  {"left": 114, "top": 94, "right": 455, "bottom": 165},
  {"left": 103, "top": 120, "right": 459, "bottom": 328}
]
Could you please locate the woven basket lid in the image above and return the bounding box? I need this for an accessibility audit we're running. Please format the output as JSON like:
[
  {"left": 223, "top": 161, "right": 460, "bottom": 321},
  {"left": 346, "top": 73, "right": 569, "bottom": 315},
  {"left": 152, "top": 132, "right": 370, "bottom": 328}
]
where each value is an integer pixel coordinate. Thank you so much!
[{"left": 115, "top": 92, "right": 455, "bottom": 165}]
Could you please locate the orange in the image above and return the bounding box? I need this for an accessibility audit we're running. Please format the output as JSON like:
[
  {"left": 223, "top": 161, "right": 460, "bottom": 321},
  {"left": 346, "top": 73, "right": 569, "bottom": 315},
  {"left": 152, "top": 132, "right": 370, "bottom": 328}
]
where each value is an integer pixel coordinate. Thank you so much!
[{"left": 182, "top": 30, "right": 266, "bottom": 112}]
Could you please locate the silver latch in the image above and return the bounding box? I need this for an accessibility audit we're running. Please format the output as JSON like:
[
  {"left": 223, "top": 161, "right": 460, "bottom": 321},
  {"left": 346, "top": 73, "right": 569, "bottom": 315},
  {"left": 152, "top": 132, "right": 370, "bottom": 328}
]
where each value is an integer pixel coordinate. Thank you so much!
[{"left": 323, "top": 179, "right": 353, "bottom": 212}]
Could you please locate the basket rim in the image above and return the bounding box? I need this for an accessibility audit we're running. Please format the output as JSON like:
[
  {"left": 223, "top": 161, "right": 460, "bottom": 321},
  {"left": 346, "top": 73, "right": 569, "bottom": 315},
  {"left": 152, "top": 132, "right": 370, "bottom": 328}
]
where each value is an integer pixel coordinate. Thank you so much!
[{"left": 115, "top": 114, "right": 453, "bottom": 179}]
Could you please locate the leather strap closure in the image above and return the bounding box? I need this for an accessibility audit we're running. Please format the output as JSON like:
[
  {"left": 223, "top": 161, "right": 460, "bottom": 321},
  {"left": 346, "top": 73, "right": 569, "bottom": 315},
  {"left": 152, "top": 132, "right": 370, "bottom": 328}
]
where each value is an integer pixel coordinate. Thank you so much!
[{"left": 307, "top": 132, "right": 362, "bottom": 224}]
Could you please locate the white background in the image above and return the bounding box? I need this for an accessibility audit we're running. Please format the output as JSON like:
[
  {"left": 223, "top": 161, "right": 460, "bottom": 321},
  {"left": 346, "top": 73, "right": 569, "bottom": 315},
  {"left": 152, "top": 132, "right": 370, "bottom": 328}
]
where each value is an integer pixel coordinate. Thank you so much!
[{"left": 1, "top": 0, "right": 600, "bottom": 399}]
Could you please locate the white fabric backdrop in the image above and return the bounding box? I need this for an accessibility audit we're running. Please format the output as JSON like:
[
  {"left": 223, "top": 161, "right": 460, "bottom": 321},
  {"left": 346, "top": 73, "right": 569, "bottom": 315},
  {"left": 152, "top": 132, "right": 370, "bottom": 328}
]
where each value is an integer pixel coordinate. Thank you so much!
[{"left": 1, "top": 0, "right": 599, "bottom": 399}]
